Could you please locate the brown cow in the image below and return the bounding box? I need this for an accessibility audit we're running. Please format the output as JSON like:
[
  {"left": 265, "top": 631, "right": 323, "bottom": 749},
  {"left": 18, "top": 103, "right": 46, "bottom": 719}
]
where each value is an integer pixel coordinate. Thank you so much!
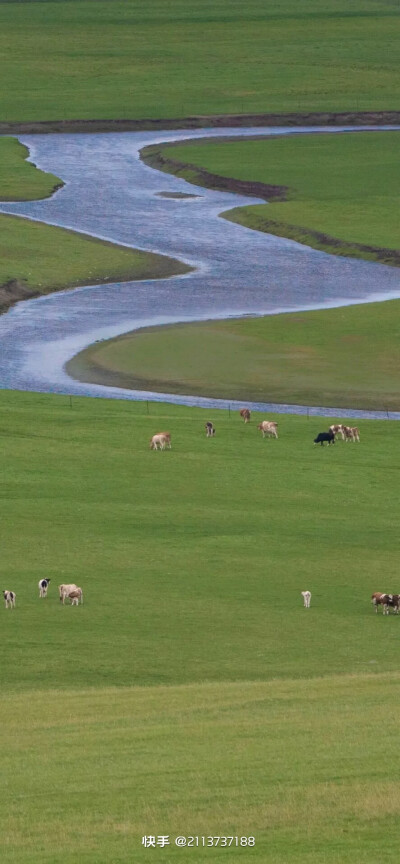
[{"left": 239, "top": 409, "right": 251, "bottom": 423}]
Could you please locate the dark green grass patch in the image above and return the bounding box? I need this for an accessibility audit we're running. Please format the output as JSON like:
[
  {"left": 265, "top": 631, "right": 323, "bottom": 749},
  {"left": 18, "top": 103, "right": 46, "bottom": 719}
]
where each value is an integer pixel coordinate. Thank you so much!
[
  {"left": 68, "top": 300, "right": 400, "bottom": 411},
  {"left": 0, "top": 390, "right": 399, "bottom": 693},
  {"left": 147, "top": 131, "right": 400, "bottom": 262},
  {"left": 0, "top": 1, "right": 399, "bottom": 122}
]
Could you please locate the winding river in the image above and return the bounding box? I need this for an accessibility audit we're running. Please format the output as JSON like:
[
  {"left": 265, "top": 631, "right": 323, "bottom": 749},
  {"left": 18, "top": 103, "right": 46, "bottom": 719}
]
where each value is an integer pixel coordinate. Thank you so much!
[{"left": 0, "top": 125, "right": 399, "bottom": 419}]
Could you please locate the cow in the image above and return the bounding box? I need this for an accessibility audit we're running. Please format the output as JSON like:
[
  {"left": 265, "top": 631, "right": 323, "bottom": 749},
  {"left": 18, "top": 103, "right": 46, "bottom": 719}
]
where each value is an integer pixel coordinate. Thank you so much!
[
  {"left": 205, "top": 422, "right": 215, "bottom": 437},
  {"left": 301, "top": 590, "right": 311, "bottom": 608},
  {"left": 257, "top": 420, "right": 278, "bottom": 439},
  {"left": 342, "top": 425, "right": 360, "bottom": 442},
  {"left": 314, "top": 431, "right": 335, "bottom": 446},
  {"left": 67, "top": 587, "right": 83, "bottom": 606},
  {"left": 59, "top": 583, "right": 78, "bottom": 604},
  {"left": 371, "top": 592, "right": 400, "bottom": 614},
  {"left": 150, "top": 432, "right": 171, "bottom": 450},
  {"left": 3, "top": 590, "right": 16, "bottom": 609},
  {"left": 239, "top": 408, "right": 251, "bottom": 423},
  {"left": 329, "top": 424, "right": 345, "bottom": 440},
  {"left": 38, "top": 578, "right": 51, "bottom": 598}
]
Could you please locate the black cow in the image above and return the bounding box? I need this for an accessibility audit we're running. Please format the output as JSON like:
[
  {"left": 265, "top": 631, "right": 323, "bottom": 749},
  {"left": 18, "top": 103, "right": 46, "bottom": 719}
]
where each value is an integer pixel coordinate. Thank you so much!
[{"left": 314, "top": 431, "right": 335, "bottom": 446}]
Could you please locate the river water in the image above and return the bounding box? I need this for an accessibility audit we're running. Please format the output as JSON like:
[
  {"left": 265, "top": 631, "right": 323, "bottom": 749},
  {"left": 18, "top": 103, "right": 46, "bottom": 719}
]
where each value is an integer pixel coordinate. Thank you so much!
[{"left": 0, "top": 125, "right": 399, "bottom": 419}]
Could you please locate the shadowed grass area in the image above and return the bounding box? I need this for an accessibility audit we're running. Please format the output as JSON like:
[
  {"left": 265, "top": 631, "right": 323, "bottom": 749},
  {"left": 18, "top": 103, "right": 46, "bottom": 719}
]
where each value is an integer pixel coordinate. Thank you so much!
[
  {"left": 67, "top": 300, "right": 400, "bottom": 411},
  {"left": 0, "top": 1, "right": 399, "bottom": 122},
  {"left": 143, "top": 131, "right": 400, "bottom": 264}
]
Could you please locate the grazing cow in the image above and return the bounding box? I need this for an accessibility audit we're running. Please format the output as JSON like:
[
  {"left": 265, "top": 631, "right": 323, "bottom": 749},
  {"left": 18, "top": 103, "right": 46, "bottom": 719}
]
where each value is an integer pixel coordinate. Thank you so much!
[
  {"left": 205, "top": 422, "right": 215, "bottom": 437},
  {"left": 371, "top": 592, "right": 400, "bottom": 614},
  {"left": 257, "top": 420, "right": 278, "bottom": 439},
  {"left": 301, "top": 590, "right": 311, "bottom": 608},
  {"left": 314, "top": 431, "right": 335, "bottom": 446},
  {"left": 329, "top": 424, "right": 345, "bottom": 440},
  {"left": 150, "top": 432, "right": 171, "bottom": 450},
  {"left": 38, "top": 578, "right": 51, "bottom": 598},
  {"left": 67, "top": 587, "right": 83, "bottom": 606},
  {"left": 342, "top": 425, "right": 360, "bottom": 442},
  {"left": 59, "top": 583, "right": 78, "bottom": 604},
  {"left": 3, "top": 590, "right": 16, "bottom": 609},
  {"left": 239, "top": 408, "right": 251, "bottom": 423}
]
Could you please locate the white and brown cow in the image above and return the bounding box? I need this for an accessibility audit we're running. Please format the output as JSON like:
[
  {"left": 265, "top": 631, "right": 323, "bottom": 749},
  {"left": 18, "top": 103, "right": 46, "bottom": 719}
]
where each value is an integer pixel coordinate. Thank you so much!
[
  {"left": 150, "top": 432, "right": 171, "bottom": 450},
  {"left": 329, "top": 424, "right": 345, "bottom": 441},
  {"left": 3, "top": 590, "right": 16, "bottom": 609},
  {"left": 371, "top": 592, "right": 400, "bottom": 614},
  {"left": 257, "top": 420, "right": 278, "bottom": 439},
  {"left": 301, "top": 590, "right": 311, "bottom": 608},
  {"left": 205, "top": 422, "right": 216, "bottom": 437}
]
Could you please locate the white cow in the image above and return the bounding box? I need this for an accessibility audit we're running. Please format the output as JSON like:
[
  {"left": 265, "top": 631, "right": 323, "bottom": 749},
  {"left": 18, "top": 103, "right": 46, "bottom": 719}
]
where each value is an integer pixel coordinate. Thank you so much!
[
  {"left": 3, "top": 590, "right": 16, "bottom": 609},
  {"left": 301, "top": 590, "right": 311, "bottom": 608},
  {"left": 59, "top": 583, "right": 78, "bottom": 604},
  {"left": 150, "top": 432, "right": 171, "bottom": 450}
]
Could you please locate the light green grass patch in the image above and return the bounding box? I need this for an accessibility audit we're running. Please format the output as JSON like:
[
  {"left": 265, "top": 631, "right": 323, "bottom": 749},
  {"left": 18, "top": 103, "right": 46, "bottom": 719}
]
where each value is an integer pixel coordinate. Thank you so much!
[
  {"left": 0, "top": 390, "right": 399, "bottom": 693},
  {"left": 68, "top": 300, "right": 400, "bottom": 411},
  {"left": 1, "top": 677, "right": 400, "bottom": 863}
]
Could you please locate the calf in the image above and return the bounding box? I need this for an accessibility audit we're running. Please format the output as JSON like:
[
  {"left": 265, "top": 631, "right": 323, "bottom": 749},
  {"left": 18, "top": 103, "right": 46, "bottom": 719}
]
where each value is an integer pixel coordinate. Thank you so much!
[
  {"left": 38, "top": 578, "right": 51, "bottom": 598},
  {"left": 239, "top": 408, "right": 251, "bottom": 423},
  {"left": 59, "top": 583, "right": 78, "bottom": 604},
  {"left": 342, "top": 425, "right": 360, "bottom": 442},
  {"left": 68, "top": 587, "right": 83, "bottom": 606},
  {"left": 205, "top": 422, "right": 215, "bottom": 437},
  {"left": 314, "top": 431, "right": 335, "bottom": 446},
  {"left": 3, "top": 590, "right": 16, "bottom": 609},
  {"left": 301, "top": 590, "right": 311, "bottom": 608},
  {"left": 257, "top": 420, "right": 278, "bottom": 439}
]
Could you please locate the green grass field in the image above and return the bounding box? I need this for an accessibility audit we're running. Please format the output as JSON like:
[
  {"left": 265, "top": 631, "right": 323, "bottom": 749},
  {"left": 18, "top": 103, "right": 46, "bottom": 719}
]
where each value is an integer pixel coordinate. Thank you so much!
[
  {"left": 0, "top": 0, "right": 399, "bottom": 122},
  {"left": 143, "top": 131, "right": 400, "bottom": 262},
  {"left": 1, "top": 390, "right": 400, "bottom": 861},
  {"left": 68, "top": 299, "right": 400, "bottom": 411},
  {"left": 0, "top": 137, "right": 189, "bottom": 308}
]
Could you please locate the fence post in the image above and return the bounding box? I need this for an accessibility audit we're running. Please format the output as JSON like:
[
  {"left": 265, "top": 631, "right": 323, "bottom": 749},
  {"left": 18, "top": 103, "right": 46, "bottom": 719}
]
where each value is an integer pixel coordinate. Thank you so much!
[
  {"left": 228, "top": 404, "right": 231, "bottom": 419},
  {"left": 146, "top": 400, "right": 149, "bottom": 415},
  {"left": 69, "top": 395, "right": 72, "bottom": 409}
]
